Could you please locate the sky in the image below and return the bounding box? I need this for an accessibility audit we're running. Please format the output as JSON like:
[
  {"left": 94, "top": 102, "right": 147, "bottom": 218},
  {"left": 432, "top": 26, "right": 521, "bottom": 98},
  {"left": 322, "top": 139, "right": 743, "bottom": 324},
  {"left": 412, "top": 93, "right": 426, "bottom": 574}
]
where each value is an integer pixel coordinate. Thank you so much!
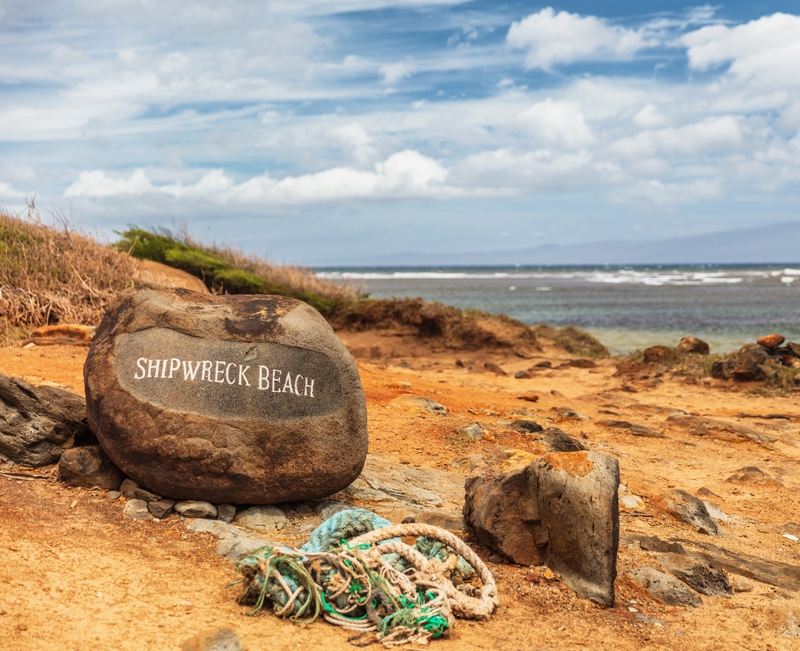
[{"left": 1, "top": 1, "right": 800, "bottom": 264}]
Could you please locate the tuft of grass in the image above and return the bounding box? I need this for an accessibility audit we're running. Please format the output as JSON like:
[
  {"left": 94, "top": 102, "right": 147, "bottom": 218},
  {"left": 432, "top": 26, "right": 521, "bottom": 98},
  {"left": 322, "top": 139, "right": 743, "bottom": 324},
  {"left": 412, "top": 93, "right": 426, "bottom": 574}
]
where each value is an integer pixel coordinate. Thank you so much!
[
  {"left": 533, "top": 323, "right": 609, "bottom": 358},
  {"left": 115, "top": 226, "right": 364, "bottom": 314},
  {"left": 0, "top": 205, "right": 138, "bottom": 343}
]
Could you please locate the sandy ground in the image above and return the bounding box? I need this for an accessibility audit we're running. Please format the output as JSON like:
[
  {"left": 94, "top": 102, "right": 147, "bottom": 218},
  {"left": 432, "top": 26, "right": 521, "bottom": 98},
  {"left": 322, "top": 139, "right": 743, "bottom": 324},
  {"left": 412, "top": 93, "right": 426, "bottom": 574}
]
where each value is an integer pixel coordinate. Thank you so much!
[{"left": 2, "top": 339, "right": 800, "bottom": 651}]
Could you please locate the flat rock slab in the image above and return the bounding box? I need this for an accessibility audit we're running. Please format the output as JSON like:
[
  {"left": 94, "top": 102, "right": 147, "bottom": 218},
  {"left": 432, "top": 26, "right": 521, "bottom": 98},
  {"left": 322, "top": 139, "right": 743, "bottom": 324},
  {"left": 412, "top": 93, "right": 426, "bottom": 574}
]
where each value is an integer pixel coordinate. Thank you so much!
[
  {"left": 0, "top": 374, "right": 95, "bottom": 467},
  {"left": 84, "top": 288, "right": 368, "bottom": 504},
  {"left": 343, "top": 455, "right": 464, "bottom": 508},
  {"left": 658, "top": 552, "right": 733, "bottom": 596},
  {"left": 653, "top": 489, "right": 721, "bottom": 535}
]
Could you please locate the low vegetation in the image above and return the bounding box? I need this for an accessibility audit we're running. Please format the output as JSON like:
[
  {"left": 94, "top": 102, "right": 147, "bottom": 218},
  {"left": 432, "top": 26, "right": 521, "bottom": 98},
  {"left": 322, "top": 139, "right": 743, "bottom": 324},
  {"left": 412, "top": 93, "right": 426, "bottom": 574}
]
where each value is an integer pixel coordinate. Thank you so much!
[
  {"left": 0, "top": 210, "right": 607, "bottom": 357},
  {"left": 0, "top": 207, "right": 137, "bottom": 343}
]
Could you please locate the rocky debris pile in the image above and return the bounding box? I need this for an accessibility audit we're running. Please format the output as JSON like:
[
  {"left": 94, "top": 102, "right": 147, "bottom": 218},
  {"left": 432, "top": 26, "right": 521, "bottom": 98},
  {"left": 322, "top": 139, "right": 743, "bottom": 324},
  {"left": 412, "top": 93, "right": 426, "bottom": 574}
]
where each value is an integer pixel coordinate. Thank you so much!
[
  {"left": 711, "top": 334, "right": 800, "bottom": 382},
  {"left": 85, "top": 288, "right": 368, "bottom": 504},
  {"left": 463, "top": 450, "right": 619, "bottom": 607}
]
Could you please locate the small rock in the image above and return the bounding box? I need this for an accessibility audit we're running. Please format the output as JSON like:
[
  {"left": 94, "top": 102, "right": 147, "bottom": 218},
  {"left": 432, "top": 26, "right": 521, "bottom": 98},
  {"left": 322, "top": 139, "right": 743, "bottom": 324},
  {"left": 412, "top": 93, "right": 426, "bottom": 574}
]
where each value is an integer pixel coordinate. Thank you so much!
[
  {"left": 517, "top": 392, "right": 540, "bottom": 402},
  {"left": 514, "top": 370, "right": 534, "bottom": 379},
  {"left": 457, "top": 423, "right": 486, "bottom": 441},
  {"left": 730, "top": 576, "right": 753, "bottom": 592},
  {"left": 387, "top": 381, "right": 412, "bottom": 389},
  {"left": 677, "top": 336, "right": 710, "bottom": 355},
  {"left": 701, "top": 500, "right": 728, "bottom": 521},
  {"left": 175, "top": 501, "right": 218, "bottom": 519},
  {"left": 234, "top": 505, "right": 287, "bottom": 532},
  {"left": 764, "top": 606, "right": 800, "bottom": 638},
  {"left": 58, "top": 445, "right": 124, "bottom": 490},
  {"left": 658, "top": 553, "right": 733, "bottom": 596},
  {"left": 455, "top": 359, "right": 465, "bottom": 367},
  {"left": 540, "top": 427, "right": 587, "bottom": 452},
  {"left": 757, "top": 334, "right": 785, "bottom": 350},
  {"left": 508, "top": 420, "right": 544, "bottom": 434},
  {"left": 215, "top": 537, "right": 270, "bottom": 562},
  {"left": 535, "top": 361, "right": 552, "bottom": 368},
  {"left": 217, "top": 504, "right": 236, "bottom": 523},
  {"left": 484, "top": 362, "right": 507, "bottom": 376},
  {"left": 558, "top": 359, "right": 597, "bottom": 369},
  {"left": 551, "top": 407, "right": 588, "bottom": 420},
  {"left": 317, "top": 500, "right": 350, "bottom": 520},
  {"left": 119, "top": 478, "right": 162, "bottom": 503},
  {"left": 629, "top": 566, "right": 702, "bottom": 607},
  {"left": 148, "top": 499, "right": 176, "bottom": 519},
  {"left": 418, "top": 510, "right": 464, "bottom": 531},
  {"left": 652, "top": 490, "right": 721, "bottom": 535},
  {"left": 187, "top": 519, "right": 247, "bottom": 538},
  {"left": 122, "top": 499, "right": 151, "bottom": 520},
  {"left": 390, "top": 395, "right": 447, "bottom": 416},
  {"left": 619, "top": 494, "right": 646, "bottom": 511},
  {"left": 488, "top": 553, "right": 504, "bottom": 564},
  {"left": 179, "top": 627, "right": 243, "bottom": 651},
  {"left": 643, "top": 346, "right": 676, "bottom": 364},
  {"left": 295, "top": 503, "right": 313, "bottom": 515},
  {"left": 107, "top": 491, "right": 121, "bottom": 500},
  {"left": 726, "top": 466, "right": 783, "bottom": 487},
  {"left": 696, "top": 487, "right": 721, "bottom": 499}
]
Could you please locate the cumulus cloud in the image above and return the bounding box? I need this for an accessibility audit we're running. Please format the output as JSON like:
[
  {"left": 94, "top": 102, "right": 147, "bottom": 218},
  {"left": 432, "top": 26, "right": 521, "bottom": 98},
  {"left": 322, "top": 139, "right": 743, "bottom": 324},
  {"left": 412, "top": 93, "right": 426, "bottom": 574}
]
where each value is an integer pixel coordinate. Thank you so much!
[
  {"left": 517, "top": 98, "right": 594, "bottom": 148},
  {"left": 507, "top": 7, "right": 652, "bottom": 70},
  {"left": 682, "top": 13, "right": 800, "bottom": 89},
  {"left": 379, "top": 60, "right": 417, "bottom": 84},
  {"left": 610, "top": 116, "right": 744, "bottom": 160},
  {"left": 63, "top": 151, "right": 452, "bottom": 204}
]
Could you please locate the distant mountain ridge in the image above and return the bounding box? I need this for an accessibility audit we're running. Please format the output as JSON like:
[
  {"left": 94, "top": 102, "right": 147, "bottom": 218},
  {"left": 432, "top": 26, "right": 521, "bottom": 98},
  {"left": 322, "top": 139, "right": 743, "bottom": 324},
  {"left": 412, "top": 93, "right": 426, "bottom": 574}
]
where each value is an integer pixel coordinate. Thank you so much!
[{"left": 321, "top": 221, "right": 800, "bottom": 266}]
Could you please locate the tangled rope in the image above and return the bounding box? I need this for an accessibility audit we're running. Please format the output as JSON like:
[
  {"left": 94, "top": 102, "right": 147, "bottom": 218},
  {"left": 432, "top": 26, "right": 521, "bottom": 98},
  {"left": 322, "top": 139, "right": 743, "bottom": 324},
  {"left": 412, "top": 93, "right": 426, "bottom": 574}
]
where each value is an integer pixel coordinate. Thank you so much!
[{"left": 234, "top": 510, "right": 498, "bottom": 647}]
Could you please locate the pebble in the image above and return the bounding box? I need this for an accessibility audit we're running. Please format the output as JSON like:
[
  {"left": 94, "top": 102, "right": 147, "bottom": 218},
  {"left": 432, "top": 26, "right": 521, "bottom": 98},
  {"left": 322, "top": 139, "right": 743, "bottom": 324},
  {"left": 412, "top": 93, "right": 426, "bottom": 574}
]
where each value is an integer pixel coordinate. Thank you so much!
[
  {"left": 517, "top": 392, "right": 539, "bottom": 402},
  {"left": 457, "top": 423, "right": 485, "bottom": 441},
  {"left": 179, "top": 627, "right": 243, "bottom": 651},
  {"left": 107, "top": 491, "right": 121, "bottom": 500},
  {"left": 619, "top": 494, "right": 646, "bottom": 511},
  {"left": 514, "top": 370, "right": 534, "bottom": 379},
  {"left": 148, "top": 499, "right": 176, "bottom": 519},
  {"left": 217, "top": 504, "right": 236, "bottom": 523},
  {"left": 295, "top": 503, "right": 313, "bottom": 515},
  {"left": 234, "top": 505, "right": 287, "bottom": 532},
  {"left": 122, "top": 499, "right": 151, "bottom": 520},
  {"left": 757, "top": 334, "right": 785, "bottom": 349},
  {"left": 215, "top": 538, "right": 270, "bottom": 562},
  {"left": 317, "top": 500, "right": 349, "bottom": 520},
  {"left": 488, "top": 553, "right": 504, "bottom": 564},
  {"left": 120, "top": 478, "right": 162, "bottom": 503},
  {"left": 175, "top": 501, "right": 218, "bottom": 519}
]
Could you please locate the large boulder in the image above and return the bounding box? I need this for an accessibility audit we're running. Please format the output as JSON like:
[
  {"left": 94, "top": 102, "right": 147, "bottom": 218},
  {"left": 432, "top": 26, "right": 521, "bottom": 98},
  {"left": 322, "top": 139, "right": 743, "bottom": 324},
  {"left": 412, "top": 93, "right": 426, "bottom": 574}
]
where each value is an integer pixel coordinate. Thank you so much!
[
  {"left": 464, "top": 450, "right": 619, "bottom": 606},
  {"left": 84, "top": 288, "right": 368, "bottom": 504},
  {"left": 0, "top": 374, "right": 94, "bottom": 467}
]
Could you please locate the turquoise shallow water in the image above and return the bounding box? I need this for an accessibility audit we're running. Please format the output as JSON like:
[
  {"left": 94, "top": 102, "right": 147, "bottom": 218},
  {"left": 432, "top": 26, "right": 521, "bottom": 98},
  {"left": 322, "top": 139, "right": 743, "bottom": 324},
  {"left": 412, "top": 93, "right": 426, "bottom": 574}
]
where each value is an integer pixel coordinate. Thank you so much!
[{"left": 317, "top": 265, "right": 800, "bottom": 354}]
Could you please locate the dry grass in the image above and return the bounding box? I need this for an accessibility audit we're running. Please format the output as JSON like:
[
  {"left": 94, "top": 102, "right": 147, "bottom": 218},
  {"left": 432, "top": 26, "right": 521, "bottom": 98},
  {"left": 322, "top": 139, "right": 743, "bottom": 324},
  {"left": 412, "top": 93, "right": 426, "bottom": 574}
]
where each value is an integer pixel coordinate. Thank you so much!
[{"left": 0, "top": 206, "right": 137, "bottom": 343}]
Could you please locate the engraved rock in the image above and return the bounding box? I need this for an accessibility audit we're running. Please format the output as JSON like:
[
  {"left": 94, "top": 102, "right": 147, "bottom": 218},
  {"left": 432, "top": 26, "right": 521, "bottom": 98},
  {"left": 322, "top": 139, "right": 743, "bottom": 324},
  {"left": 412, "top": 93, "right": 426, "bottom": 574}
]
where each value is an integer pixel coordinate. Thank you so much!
[{"left": 84, "top": 288, "right": 368, "bottom": 504}]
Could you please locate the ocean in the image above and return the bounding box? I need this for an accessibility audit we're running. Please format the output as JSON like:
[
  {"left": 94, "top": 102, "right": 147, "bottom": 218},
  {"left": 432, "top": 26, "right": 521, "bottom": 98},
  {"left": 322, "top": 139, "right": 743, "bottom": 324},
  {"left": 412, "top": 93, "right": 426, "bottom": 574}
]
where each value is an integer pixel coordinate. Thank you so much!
[{"left": 317, "top": 265, "right": 800, "bottom": 355}]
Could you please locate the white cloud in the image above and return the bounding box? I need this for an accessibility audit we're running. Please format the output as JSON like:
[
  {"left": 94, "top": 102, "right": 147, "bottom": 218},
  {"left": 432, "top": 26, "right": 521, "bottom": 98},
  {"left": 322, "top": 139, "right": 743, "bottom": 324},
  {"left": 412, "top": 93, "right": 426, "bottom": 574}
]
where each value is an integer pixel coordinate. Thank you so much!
[
  {"left": 610, "top": 116, "right": 744, "bottom": 159},
  {"left": 517, "top": 98, "right": 594, "bottom": 148},
  {"left": 507, "top": 7, "right": 652, "bottom": 70},
  {"left": 634, "top": 103, "right": 669, "bottom": 128},
  {"left": 682, "top": 13, "right": 800, "bottom": 89},
  {"left": 0, "top": 182, "right": 27, "bottom": 199},
  {"left": 63, "top": 151, "right": 452, "bottom": 204},
  {"left": 379, "top": 60, "right": 417, "bottom": 84}
]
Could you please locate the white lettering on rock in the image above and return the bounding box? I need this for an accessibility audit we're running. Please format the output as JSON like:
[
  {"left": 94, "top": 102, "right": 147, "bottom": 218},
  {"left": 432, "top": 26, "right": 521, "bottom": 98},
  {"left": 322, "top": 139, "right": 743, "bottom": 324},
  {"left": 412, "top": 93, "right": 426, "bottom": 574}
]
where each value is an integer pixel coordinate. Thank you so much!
[{"left": 132, "top": 357, "right": 318, "bottom": 399}]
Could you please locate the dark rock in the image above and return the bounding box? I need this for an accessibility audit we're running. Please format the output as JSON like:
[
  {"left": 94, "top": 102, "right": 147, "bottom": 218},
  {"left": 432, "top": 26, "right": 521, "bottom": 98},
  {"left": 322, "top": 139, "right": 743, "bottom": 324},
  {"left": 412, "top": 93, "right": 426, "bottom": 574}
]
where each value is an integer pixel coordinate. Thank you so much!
[
  {"left": 539, "top": 427, "right": 586, "bottom": 452},
  {"left": 658, "top": 553, "right": 733, "bottom": 596},
  {"left": 598, "top": 419, "right": 665, "bottom": 438},
  {"left": 84, "top": 288, "right": 368, "bottom": 504},
  {"left": 175, "top": 501, "right": 217, "bottom": 519},
  {"left": 535, "top": 361, "right": 552, "bottom": 368},
  {"left": 120, "top": 478, "right": 162, "bottom": 503},
  {"left": 58, "top": 445, "right": 123, "bottom": 490},
  {"left": 558, "top": 359, "right": 597, "bottom": 369},
  {"left": 484, "top": 362, "right": 507, "bottom": 376},
  {"left": 464, "top": 451, "right": 619, "bottom": 606},
  {"left": 179, "top": 627, "right": 243, "bottom": 651},
  {"left": 726, "top": 466, "right": 783, "bottom": 487},
  {"left": 757, "top": 334, "right": 785, "bottom": 349},
  {"left": 148, "top": 499, "right": 176, "bottom": 518},
  {"left": 643, "top": 346, "right": 676, "bottom": 364},
  {"left": 514, "top": 370, "right": 534, "bottom": 379},
  {"left": 629, "top": 566, "right": 702, "bottom": 607},
  {"left": 488, "top": 553, "right": 504, "bottom": 564},
  {"left": 0, "top": 374, "right": 95, "bottom": 467},
  {"left": 653, "top": 490, "right": 721, "bottom": 535},
  {"left": 677, "top": 336, "right": 710, "bottom": 355},
  {"left": 508, "top": 419, "right": 544, "bottom": 434},
  {"left": 455, "top": 359, "right": 465, "bottom": 367},
  {"left": 122, "top": 499, "right": 151, "bottom": 520},
  {"left": 217, "top": 504, "right": 236, "bottom": 523},
  {"left": 786, "top": 342, "right": 800, "bottom": 358}
]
